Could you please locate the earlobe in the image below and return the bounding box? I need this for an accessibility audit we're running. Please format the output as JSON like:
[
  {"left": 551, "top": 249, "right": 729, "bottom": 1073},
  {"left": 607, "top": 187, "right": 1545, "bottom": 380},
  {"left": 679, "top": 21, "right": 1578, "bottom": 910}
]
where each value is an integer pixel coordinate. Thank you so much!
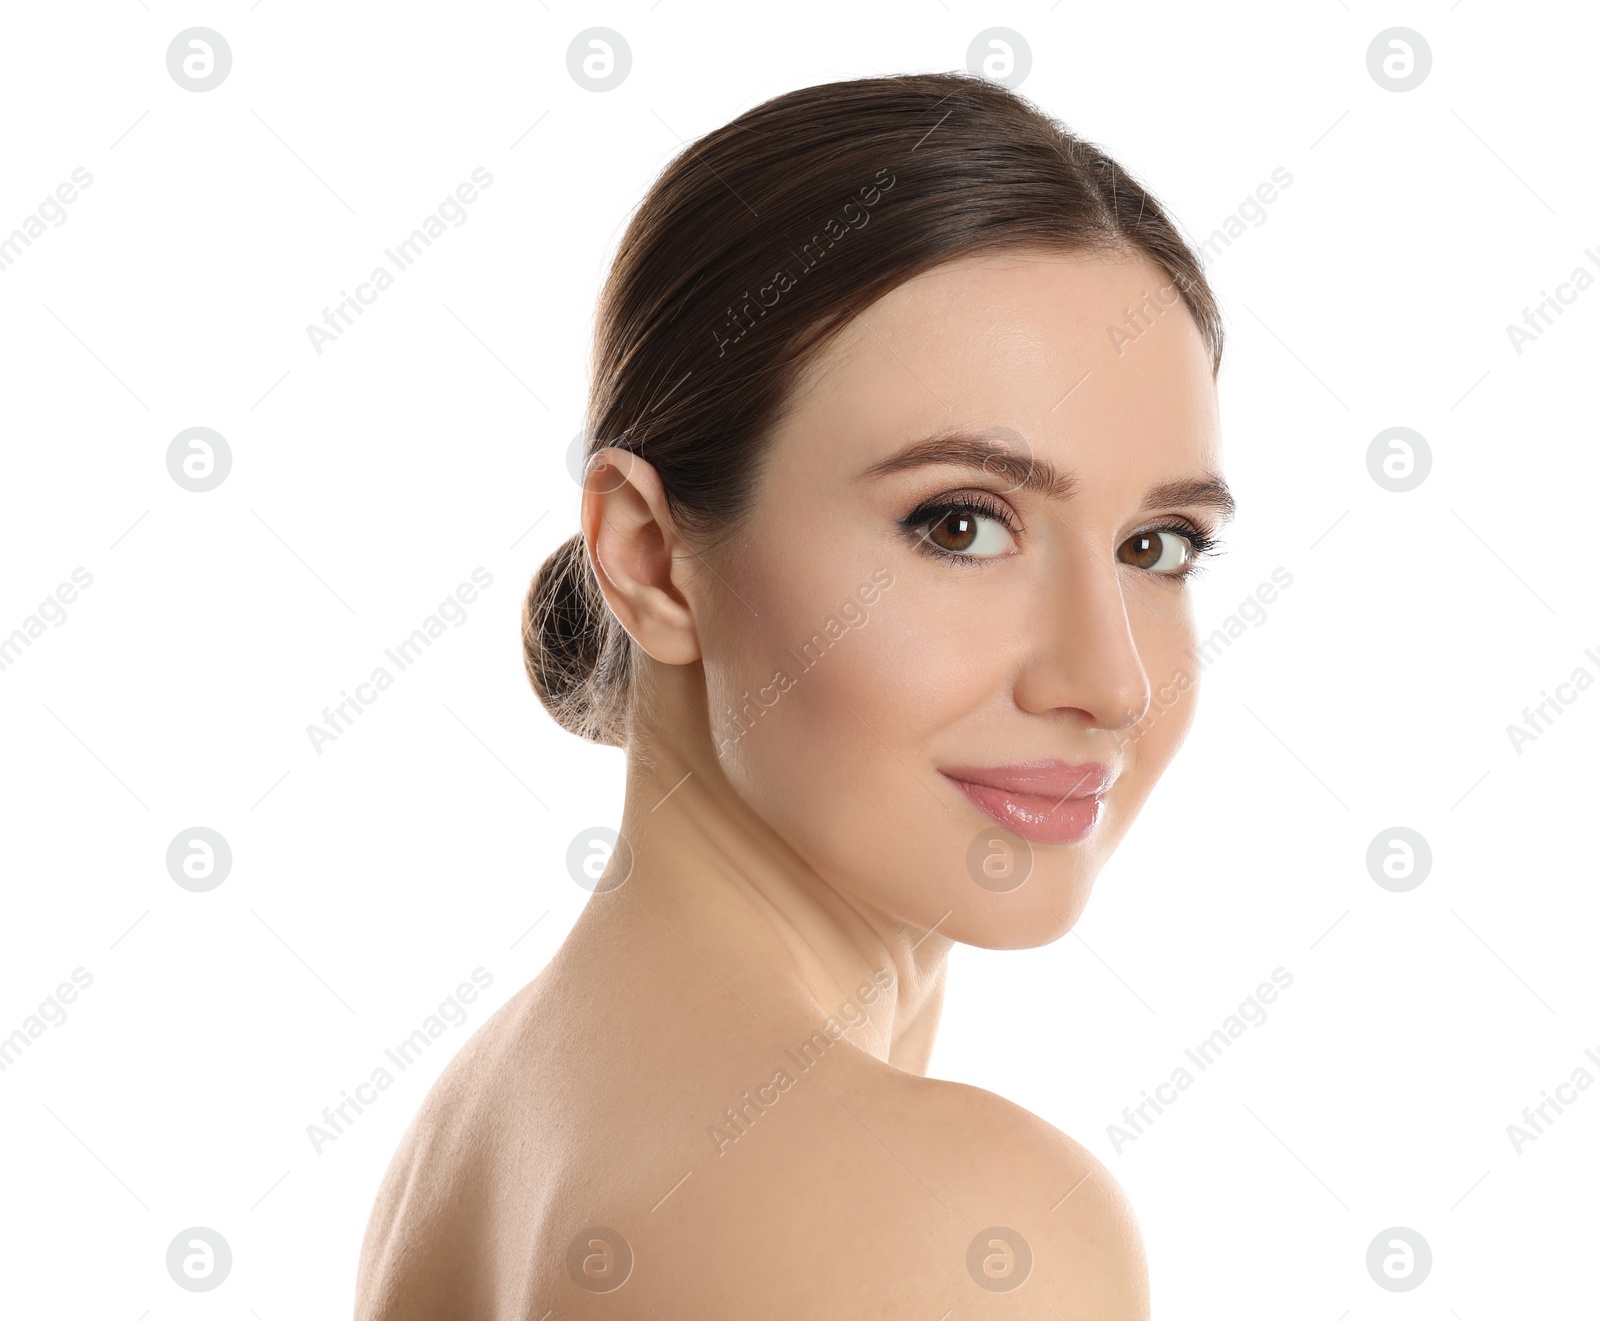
[{"left": 580, "top": 447, "right": 702, "bottom": 665}]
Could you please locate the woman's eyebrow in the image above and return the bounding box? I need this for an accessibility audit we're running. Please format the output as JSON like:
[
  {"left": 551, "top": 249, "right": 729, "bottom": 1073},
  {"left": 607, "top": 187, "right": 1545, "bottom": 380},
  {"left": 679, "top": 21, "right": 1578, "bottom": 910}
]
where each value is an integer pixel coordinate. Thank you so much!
[
  {"left": 856, "top": 431, "right": 1237, "bottom": 523},
  {"left": 1141, "top": 477, "right": 1237, "bottom": 524},
  {"left": 855, "top": 431, "right": 1076, "bottom": 500}
]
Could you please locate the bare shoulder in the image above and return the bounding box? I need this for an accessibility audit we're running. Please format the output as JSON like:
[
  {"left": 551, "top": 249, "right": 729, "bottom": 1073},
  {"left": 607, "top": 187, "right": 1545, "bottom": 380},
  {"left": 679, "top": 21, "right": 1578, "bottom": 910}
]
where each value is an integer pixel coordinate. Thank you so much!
[
  {"left": 671, "top": 1050, "right": 1148, "bottom": 1318},
  {"left": 813, "top": 1062, "right": 1150, "bottom": 1318},
  {"left": 352, "top": 979, "right": 549, "bottom": 1321}
]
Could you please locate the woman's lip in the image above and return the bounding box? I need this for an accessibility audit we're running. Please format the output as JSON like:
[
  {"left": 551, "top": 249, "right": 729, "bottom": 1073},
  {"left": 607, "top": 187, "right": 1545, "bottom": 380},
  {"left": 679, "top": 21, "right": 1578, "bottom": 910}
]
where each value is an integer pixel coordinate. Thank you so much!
[
  {"left": 938, "top": 760, "right": 1117, "bottom": 801},
  {"left": 942, "top": 774, "right": 1106, "bottom": 846}
]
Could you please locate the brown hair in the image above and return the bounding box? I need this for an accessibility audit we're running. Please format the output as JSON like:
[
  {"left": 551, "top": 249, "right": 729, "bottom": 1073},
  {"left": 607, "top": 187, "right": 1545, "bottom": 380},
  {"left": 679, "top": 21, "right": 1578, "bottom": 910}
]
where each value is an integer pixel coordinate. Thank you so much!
[{"left": 523, "top": 71, "right": 1223, "bottom": 748}]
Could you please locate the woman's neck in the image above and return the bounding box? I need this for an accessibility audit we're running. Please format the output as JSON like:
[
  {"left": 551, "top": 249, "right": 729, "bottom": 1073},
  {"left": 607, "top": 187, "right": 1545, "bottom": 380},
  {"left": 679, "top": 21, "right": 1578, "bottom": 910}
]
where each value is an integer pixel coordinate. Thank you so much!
[{"left": 572, "top": 730, "right": 953, "bottom": 1076}]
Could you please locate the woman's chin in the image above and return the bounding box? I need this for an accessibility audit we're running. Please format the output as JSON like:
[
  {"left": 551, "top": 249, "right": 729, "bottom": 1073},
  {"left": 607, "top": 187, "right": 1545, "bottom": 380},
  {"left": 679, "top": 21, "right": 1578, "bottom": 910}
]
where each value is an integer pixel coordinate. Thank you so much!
[{"left": 930, "top": 878, "right": 1098, "bottom": 951}]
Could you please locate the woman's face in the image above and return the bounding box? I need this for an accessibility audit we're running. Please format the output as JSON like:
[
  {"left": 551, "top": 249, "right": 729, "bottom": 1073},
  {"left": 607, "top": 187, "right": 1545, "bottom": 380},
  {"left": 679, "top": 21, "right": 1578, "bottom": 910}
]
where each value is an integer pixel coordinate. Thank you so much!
[{"left": 696, "top": 248, "right": 1228, "bottom": 948}]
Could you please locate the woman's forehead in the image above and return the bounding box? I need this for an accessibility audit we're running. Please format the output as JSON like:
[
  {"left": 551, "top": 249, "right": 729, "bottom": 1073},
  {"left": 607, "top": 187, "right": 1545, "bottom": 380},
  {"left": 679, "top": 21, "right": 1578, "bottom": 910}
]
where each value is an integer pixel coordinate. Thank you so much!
[{"left": 771, "top": 250, "right": 1220, "bottom": 483}]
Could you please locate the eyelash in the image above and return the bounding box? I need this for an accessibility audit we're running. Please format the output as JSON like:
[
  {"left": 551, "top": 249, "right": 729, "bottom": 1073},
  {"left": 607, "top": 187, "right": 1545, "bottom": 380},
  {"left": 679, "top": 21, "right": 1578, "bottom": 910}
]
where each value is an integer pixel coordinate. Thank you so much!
[
  {"left": 898, "top": 493, "right": 1221, "bottom": 578},
  {"left": 1152, "top": 519, "right": 1220, "bottom": 580}
]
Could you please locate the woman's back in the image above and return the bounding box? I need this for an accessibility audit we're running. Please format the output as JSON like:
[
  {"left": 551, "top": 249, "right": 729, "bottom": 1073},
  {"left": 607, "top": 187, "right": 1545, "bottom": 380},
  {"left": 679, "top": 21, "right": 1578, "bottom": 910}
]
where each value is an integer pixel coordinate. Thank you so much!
[{"left": 353, "top": 901, "right": 1147, "bottom": 1320}]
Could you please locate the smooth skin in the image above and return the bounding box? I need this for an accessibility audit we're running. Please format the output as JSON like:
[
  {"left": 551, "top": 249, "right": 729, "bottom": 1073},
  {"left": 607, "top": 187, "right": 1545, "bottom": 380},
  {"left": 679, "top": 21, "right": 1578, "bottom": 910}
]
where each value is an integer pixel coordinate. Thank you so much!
[{"left": 355, "top": 248, "right": 1228, "bottom": 1319}]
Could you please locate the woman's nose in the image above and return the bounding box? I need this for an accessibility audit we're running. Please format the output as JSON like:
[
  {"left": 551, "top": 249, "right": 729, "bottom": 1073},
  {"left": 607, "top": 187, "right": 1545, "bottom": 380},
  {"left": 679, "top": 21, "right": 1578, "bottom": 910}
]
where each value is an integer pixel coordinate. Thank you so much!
[{"left": 1010, "top": 544, "right": 1153, "bottom": 733}]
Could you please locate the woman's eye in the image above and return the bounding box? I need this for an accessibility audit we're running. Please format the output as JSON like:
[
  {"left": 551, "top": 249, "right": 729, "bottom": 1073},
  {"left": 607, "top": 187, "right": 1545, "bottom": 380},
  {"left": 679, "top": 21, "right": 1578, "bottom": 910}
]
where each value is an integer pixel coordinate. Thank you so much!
[
  {"left": 919, "top": 507, "right": 1017, "bottom": 558},
  {"left": 1117, "top": 529, "right": 1194, "bottom": 574}
]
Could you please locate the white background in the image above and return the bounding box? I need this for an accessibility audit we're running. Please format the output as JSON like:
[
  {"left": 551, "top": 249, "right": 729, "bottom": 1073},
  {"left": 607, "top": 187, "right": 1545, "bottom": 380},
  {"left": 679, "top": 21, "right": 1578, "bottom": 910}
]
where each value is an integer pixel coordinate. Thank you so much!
[{"left": 1, "top": 1, "right": 1595, "bottom": 1316}]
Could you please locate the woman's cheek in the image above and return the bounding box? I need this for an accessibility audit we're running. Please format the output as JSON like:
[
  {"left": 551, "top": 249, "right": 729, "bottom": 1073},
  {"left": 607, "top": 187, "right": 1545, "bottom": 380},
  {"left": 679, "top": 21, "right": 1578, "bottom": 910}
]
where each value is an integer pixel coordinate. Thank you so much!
[
  {"left": 732, "top": 604, "right": 915, "bottom": 799},
  {"left": 705, "top": 590, "right": 871, "bottom": 786},
  {"left": 768, "top": 613, "right": 912, "bottom": 746},
  {"left": 1122, "top": 614, "right": 1201, "bottom": 780}
]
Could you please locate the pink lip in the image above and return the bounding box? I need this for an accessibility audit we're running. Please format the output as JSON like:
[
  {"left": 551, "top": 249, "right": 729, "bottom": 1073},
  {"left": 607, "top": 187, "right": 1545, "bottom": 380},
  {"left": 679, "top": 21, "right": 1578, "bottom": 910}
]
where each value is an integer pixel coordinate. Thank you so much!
[{"left": 939, "top": 760, "right": 1116, "bottom": 846}]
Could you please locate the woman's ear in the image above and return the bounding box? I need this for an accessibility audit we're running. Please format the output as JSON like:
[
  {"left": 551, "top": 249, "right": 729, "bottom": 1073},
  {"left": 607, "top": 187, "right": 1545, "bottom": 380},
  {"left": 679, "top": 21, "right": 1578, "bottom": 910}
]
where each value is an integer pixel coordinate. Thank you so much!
[{"left": 580, "top": 446, "right": 701, "bottom": 665}]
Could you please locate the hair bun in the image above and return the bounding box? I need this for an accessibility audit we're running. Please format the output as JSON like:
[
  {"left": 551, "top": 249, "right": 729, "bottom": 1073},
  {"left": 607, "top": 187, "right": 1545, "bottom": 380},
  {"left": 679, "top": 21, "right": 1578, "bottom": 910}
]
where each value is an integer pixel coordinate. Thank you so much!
[{"left": 522, "top": 533, "right": 633, "bottom": 747}]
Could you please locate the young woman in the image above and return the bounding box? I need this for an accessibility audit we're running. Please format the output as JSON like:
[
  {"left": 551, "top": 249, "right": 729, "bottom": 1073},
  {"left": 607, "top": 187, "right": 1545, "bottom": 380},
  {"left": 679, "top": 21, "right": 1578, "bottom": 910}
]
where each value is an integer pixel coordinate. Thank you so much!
[{"left": 356, "top": 70, "right": 1231, "bottom": 1319}]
